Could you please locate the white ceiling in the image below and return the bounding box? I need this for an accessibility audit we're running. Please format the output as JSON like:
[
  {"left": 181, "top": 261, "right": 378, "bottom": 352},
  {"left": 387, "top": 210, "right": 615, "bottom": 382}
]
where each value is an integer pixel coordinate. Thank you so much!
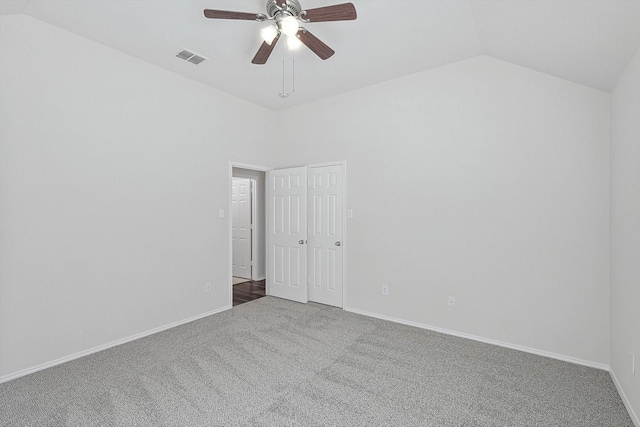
[{"left": 2, "top": 0, "right": 639, "bottom": 110}]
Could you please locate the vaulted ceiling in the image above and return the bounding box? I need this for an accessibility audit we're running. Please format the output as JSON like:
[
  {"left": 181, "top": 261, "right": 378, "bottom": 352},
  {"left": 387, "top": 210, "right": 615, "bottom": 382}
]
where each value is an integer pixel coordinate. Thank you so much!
[{"left": 2, "top": 0, "right": 639, "bottom": 110}]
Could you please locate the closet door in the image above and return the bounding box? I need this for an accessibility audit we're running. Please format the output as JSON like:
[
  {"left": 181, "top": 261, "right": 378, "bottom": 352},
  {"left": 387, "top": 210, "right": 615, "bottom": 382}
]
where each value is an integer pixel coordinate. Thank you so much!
[
  {"left": 307, "top": 164, "right": 344, "bottom": 308},
  {"left": 266, "top": 167, "right": 308, "bottom": 303}
]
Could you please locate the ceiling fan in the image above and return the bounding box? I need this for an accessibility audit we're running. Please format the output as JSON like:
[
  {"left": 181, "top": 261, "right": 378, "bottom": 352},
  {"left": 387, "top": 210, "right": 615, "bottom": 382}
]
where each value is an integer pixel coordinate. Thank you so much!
[{"left": 204, "top": 0, "right": 357, "bottom": 64}]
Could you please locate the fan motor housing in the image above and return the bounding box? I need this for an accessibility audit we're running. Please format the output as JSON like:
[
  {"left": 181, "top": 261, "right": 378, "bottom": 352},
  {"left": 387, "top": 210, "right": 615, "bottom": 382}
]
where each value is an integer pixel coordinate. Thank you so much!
[{"left": 266, "top": 0, "right": 302, "bottom": 18}]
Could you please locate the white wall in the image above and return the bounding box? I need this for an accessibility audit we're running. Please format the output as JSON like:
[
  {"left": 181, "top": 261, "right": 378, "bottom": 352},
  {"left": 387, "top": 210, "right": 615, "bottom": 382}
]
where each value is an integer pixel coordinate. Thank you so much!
[
  {"left": 610, "top": 47, "right": 640, "bottom": 423},
  {"left": 232, "top": 168, "right": 266, "bottom": 280},
  {"left": 0, "top": 15, "right": 618, "bottom": 383},
  {"left": 0, "top": 15, "right": 275, "bottom": 378},
  {"left": 271, "top": 56, "right": 611, "bottom": 367}
]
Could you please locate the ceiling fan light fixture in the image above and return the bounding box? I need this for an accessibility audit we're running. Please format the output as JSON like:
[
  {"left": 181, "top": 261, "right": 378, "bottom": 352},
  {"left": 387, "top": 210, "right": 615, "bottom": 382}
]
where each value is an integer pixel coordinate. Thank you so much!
[
  {"left": 260, "top": 24, "right": 279, "bottom": 45},
  {"left": 287, "top": 34, "right": 302, "bottom": 50},
  {"left": 203, "top": 1, "right": 357, "bottom": 65},
  {"left": 280, "top": 15, "right": 299, "bottom": 37}
]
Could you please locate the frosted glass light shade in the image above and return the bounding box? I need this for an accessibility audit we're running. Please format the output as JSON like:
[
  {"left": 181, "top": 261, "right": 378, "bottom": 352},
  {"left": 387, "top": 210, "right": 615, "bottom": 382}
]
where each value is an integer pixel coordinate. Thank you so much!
[
  {"left": 280, "top": 16, "right": 299, "bottom": 37},
  {"left": 260, "top": 25, "right": 278, "bottom": 45},
  {"left": 287, "top": 35, "right": 302, "bottom": 50}
]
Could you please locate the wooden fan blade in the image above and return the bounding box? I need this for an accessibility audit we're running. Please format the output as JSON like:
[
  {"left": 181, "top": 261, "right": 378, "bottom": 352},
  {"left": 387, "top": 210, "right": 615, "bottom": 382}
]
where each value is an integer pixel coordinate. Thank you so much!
[
  {"left": 301, "top": 3, "right": 357, "bottom": 22},
  {"left": 275, "top": 0, "right": 287, "bottom": 7},
  {"left": 203, "top": 9, "right": 265, "bottom": 21},
  {"left": 252, "top": 34, "right": 281, "bottom": 64},
  {"left": 297, "top": 29, "right": 335, "bottom": 60}
]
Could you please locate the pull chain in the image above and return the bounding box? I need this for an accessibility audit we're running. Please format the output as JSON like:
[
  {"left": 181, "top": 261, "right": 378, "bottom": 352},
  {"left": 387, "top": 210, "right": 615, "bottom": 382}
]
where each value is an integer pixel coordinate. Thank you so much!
[
  {"left": 278, "top": 41, "right": 296, "bottom": 98},
  {"left": 280, "top": 41, "right": 288, "bottom": 98},
  {"left": 281, "top": 56, "right": 286, "bottom": 97}
]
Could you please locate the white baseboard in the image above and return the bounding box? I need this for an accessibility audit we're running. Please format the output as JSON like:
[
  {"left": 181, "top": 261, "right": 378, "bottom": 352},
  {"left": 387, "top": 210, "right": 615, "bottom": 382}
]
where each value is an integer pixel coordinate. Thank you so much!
[
  {"left": 610, "top": 368, "right": 640, "bottom": 427},
  {"left": 0, "top": 305, "right": 231, "bottom": 384},
  {"left": 343, "top": 306, "right": 610, "bottom": 371},
  {"left": 252, "top": 276, "right": 266, "bottom": 281}
]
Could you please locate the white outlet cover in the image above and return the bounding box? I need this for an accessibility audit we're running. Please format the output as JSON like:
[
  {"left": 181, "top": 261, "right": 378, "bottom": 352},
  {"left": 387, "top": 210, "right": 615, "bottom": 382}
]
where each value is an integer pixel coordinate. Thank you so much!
[
  {"left": 347, "top": 209, "right": 353, "bottom": 219},
  {"left": 218, "top": 209, "right": 225, "bottom": 218},
  {"left": 448, "top": 296, "right": 455, "bottom": 306}
]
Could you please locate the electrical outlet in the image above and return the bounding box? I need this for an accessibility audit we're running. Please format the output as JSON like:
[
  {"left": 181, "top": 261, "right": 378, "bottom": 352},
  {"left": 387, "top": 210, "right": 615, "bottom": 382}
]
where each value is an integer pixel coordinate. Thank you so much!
[
  {"left": 218, "top": 209, "right": 225, "bottom": 218},
  {"left": 448, "top": 296, "right": 455, "bottom": 307},
  {"left": 382, "top": 285, "right": 388, "bottom": 296},
  {"left": 205, "top": 283, "right": 211, "bottom": 293},
  {"left": 347, "top": 209, "right": 353, "bottom": 219}
]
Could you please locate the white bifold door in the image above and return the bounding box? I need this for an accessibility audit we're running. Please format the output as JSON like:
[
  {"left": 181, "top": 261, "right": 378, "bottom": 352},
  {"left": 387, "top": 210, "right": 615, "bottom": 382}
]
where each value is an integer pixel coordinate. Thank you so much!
[
  {"left": 232, "top": 178, "right": 252, "bottom": 279},
  {"left": 267, "top": 164, "right": 344, "bottom": 308}
]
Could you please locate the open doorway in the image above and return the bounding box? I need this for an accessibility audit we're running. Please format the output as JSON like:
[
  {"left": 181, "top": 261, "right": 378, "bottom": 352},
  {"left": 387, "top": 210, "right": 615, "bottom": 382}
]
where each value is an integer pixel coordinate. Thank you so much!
[
  {"left": 230, "top": 164, "right": 267, "bottom": 306},
  {"left": 231, "top": 177, "right": 253, "bottom": 281}
]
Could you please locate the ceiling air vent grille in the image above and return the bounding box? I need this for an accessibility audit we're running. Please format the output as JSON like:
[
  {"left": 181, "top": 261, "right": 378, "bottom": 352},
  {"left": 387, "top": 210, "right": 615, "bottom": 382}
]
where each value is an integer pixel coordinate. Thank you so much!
[
  {"left": 187, "top": 55, "right": 206, "bottom": 65},
  {"left": 176, "top": 49, "right": 207, "bottom": 65}
]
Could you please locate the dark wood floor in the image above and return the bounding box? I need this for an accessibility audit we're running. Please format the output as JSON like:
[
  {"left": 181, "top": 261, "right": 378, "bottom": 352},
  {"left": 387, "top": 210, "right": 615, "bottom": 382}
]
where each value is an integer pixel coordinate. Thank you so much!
[{"left": 233, "top": 279, "right": 266, "bottom": 306}]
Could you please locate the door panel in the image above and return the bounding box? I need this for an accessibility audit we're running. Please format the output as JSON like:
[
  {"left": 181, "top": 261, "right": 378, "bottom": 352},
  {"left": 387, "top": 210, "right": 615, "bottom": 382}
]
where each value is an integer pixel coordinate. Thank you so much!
[
  {"left": 308, "top": 164, "right": 344, "bottom": 307},
  {"left": 267, "top": 167, "right": 308, "bottom": 303},
  {"left": 232, "top": 179, "right": 252, "bottom": 279}
]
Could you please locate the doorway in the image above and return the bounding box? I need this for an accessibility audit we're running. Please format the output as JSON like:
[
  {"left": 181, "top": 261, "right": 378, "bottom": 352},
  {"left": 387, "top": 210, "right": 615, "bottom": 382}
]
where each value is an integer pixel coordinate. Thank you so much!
[
  {"left": 230, "top": 164, "right": 268, "bottom": 307},
  {"left": 232, "top": 178, "right": 253, "bottom": 280}
]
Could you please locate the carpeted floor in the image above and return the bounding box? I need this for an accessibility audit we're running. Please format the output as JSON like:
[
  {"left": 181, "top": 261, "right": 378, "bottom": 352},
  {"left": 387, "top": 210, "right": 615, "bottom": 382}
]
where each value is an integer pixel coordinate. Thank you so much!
[{"left": 0, "top": 297, "right": 633, "bottom": 426}]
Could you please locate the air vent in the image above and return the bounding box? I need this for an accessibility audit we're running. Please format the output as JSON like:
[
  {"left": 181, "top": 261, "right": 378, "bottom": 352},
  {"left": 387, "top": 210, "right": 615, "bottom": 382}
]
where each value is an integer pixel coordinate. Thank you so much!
[
  {"left": 187, "top": 55, "right": 206, "bottom": 65},
  {"left": 176, "top": 49, "right": 208, "bottom": 65},
  {"left": 176, "top": 50, "right": 193, "bottom": 60}
]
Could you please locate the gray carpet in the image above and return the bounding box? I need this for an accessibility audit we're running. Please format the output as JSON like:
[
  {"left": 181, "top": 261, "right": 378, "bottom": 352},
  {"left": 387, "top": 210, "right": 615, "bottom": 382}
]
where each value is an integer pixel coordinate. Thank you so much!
[{"left": 0, "top": 297, "right": 633, "bottom": 426}]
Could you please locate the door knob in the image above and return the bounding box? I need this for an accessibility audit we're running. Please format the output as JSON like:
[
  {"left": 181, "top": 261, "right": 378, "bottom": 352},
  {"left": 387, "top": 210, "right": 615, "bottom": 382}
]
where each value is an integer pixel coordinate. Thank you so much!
[
  {"left": 299, "top": 240, "right": 305, "bottom": 244},
  {"left": 335, "top": 241, "right": 341, "bottom": 246}
]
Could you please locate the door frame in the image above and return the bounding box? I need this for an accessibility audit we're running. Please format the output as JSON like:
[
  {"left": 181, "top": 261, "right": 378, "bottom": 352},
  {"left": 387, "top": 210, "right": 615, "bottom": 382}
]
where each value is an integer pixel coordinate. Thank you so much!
[
  {"left": 307, "top": 160, "right": 347, "bottom": 308},
  {"left": 228, "top": 161, "right": 270, "bottom": 308}
]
